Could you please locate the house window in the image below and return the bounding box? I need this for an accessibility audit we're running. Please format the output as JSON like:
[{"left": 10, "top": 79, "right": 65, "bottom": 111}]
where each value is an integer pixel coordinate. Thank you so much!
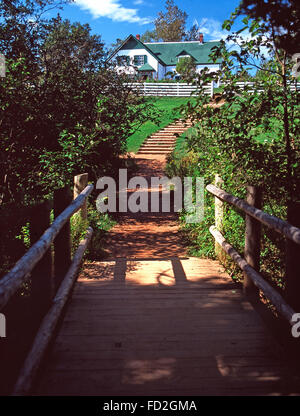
[
  {"left": 134, "top": 55, "right": 147, "bottom": 66},
  {"left": 116, "top": 55, "right": 130, "bottom": 65},
  {"left": 177, "top": 55, "right": 191, "bottom": 62}
]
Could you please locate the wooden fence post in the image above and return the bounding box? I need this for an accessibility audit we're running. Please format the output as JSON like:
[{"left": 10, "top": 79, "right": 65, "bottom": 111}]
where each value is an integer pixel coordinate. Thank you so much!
[
  {"left": 30, "top": 200, "right": 53, "bottom": 314},
  {"left": 285, "top": 201, "right": 300, "bottom": 311},
  {"left": 53, "top": 186, "right": 72, "bottom": 291},
  {"left": 244, "top": 185, "right": 262, "bottom": 297},
  {"left": 214, "top": 174, "right": 224, "bottom": 262},
  {"left": 74, "top": 173, "right": 88, "bottom": 219}
]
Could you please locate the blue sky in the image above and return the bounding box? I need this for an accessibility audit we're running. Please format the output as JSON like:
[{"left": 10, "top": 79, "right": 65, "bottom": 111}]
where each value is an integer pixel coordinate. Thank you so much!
[{"left": 48, "top": 0, "right": 242, "bottom": 48}]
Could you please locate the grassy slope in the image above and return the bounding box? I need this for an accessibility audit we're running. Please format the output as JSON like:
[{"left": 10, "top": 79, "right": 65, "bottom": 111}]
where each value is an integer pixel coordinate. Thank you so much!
[
  {"left": 173, "top": 125, "right": 199, "bottom": 156},
  {"left": 127, "top": 97, "right": 196, "bottom": 153}
]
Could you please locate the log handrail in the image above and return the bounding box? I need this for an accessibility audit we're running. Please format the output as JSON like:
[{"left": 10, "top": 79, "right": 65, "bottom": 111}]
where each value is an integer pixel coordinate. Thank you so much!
[
  {"left": 0, "top": 184, "right": 94, "bottom": 310},
  {"left": 206, "top": 184, "right": 300, "bottom": 245},
  {"left": 206, "top": 183, "right": 300, "bottom": 325},
  {"left": 210, "top": 225, "right": 296, "bottom": 325},
  {"left": 12, "top": 227, "right": 93, "bottom": 396}
]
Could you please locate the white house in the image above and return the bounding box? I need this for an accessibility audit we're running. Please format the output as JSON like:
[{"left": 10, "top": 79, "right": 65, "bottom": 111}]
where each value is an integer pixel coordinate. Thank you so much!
[{"left": 107, "top": 34, "right": 221, "bottom": 80}]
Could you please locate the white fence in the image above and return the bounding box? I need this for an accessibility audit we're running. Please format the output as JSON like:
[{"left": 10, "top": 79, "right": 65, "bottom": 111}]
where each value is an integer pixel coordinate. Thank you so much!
[
  {"left": 124, "top": 82, "right": 214, "bottom": 97},
  {"left": 220, "top": 81, "right": 300, "bottom": 93}
]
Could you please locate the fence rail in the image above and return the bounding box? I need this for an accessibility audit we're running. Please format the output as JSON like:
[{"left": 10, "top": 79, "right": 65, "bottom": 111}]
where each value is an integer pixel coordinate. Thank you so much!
[
  {"left": 0, "top": 184, "right": 94, "bottom": 310},
  {"left": 219, "top": 80, "right": 300, "bottom": 92},
  {"left": 206, "top": 179, "right": 300, "bottom": 325},
  {"left": 0, "top": 175, "right": 94, "bottom": 395},
  {"left": 124, "top": 82, "right": 214, "bottom": 97}
]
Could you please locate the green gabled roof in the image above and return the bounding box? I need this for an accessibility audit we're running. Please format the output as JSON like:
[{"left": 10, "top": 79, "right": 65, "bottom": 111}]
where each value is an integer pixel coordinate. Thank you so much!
[
  {"left": 107, "top": 35, "right": 221, "bottom": 67},
  {"left": 145, "top": 41, "right": 221, "bottom": 65},
  {"left": 138, "top": 63, "right": 155, "bottom": 71},
  {"left": 107, "top": 35, "right": 165, "bottom": 66}
]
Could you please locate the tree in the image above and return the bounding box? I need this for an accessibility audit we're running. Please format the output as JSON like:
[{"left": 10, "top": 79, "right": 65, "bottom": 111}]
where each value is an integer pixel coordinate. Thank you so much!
[
  {"left": 108, "top": 37, "right": 125, "bottom": 55},
  {"left": 184, "top": 24, "right": 200, "bottom": 41},
  {"left": 176, "top": 57, "right": 196, "bottom": 79},
  {"left": 0, "top": 0, "right": 157, "bottom": 204},
  {"left": 180, "top": 5, "right": 300, "bottom": 206},
  {"left": 150, "top": 0, "right": 188, "bottom": 42},
  {"left": 141, "top": 30, "right": 158, "bottom": 43},
  {"left": 238, "top": 0, "right": 300, "bottom": 55}
]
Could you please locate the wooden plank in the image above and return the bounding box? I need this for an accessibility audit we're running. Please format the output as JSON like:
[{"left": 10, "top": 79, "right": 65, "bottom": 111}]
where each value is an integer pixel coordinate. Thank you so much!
[{"left": 34, "top": 255, "right": 299, "bottom": 396}]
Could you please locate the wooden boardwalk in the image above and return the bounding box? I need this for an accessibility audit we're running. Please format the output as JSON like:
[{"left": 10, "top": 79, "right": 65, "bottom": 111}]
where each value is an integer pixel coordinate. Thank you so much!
[
  {"left": 35, "top": 257, "right": 299, "bottom": 396},
  {"left": 33, "top": 156, "right": 300, "bottom": 396}
]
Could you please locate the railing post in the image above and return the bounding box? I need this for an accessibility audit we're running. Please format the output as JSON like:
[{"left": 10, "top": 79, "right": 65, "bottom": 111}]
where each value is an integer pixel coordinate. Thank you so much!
[
  {"left": 53, "top": 186, "right": 72, "bottom": 291},
  {"left": 30, "top": 200, "right": 53, "bottom": 313},
  {"left": 214, "top": 174, "right": 224, "bottom": 262},
  {"left": 285, "top": 201, "right": 300, "bottom": 311},
  {"left": 244, "top": 185, "right": 262, "bottom": 297},
  {"left": 74, "top": 173, "right": 88, "bottom": 219}
]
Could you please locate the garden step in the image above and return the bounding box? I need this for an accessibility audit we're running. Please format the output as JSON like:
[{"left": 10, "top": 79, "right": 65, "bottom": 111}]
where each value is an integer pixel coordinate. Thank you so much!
[
  {"left": 139, "top": 147, "right": 174, "bottom": 151},
  {"left": 146, "top": 140, "right": 176, "bottom": 143},
  {"left": 136, "top": 118, "right": 192, "bottom": 155},
  {"left": 149, "top": 136, "right": 177, "bottom": 139},
  {"left": 137, "top": 150, "right": 172, "bottom": 154},
  {"left": 150, "top": 133, "right": 180, "bottom": 137},
  {"left": 139, "top": 147, "right": 174, "bottom": 153}
]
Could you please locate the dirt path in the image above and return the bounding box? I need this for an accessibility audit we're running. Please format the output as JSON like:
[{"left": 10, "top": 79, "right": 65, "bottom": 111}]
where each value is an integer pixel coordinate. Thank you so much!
[{"left": 98, "top": 154, "right": 187, "bottom": 259}]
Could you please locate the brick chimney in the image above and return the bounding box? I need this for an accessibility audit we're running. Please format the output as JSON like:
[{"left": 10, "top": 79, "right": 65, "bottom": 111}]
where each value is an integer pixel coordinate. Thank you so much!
[
  {"left": 136, "top": 34, "right": 140, "bottom": 40},
  {"left": 199, "top": 33, "right": 204, "bottom": 44}
]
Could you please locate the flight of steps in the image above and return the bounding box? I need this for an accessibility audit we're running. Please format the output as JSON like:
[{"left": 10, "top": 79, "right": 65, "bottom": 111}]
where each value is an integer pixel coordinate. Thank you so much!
[{"left": 137, "top": 119, "right": 193, "bottom": 155}]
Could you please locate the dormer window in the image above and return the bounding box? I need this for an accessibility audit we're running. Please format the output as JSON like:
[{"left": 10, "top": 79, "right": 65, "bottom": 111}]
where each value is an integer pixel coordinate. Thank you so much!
[{"left": 178, "top": 55, "right": 191, "bottom": 62}]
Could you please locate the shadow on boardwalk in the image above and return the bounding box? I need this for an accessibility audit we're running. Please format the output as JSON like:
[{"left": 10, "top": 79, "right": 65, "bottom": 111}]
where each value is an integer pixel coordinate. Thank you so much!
[{"left": 35, "top": 256, "right": 300, "bottom": 396}]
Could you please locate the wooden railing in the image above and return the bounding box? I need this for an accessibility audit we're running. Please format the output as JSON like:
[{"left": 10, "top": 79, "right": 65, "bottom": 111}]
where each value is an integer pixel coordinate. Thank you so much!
[
  {"left": 0, "top": 174, "right": 94, "bottom": 395},
  {"left": 207, "top": 179, "right": 300, "bottom": 325}
]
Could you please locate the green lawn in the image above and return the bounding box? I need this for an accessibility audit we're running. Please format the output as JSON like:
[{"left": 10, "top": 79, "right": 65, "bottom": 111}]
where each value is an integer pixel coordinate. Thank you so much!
[{"left": 126, "top": 97, "right": 196, "bottom": 153}]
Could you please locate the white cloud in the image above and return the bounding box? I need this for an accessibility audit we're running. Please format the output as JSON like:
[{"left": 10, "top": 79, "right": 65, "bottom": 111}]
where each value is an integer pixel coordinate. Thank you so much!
[
  {"left": 195, "top": 18, "right": 227, "bottom": 41},
  {"left": 133, "top": 0, "right": 144, "bottom": 4},
  {"left": 74, "top": 0, "right": 152, "bottom": 24}
]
